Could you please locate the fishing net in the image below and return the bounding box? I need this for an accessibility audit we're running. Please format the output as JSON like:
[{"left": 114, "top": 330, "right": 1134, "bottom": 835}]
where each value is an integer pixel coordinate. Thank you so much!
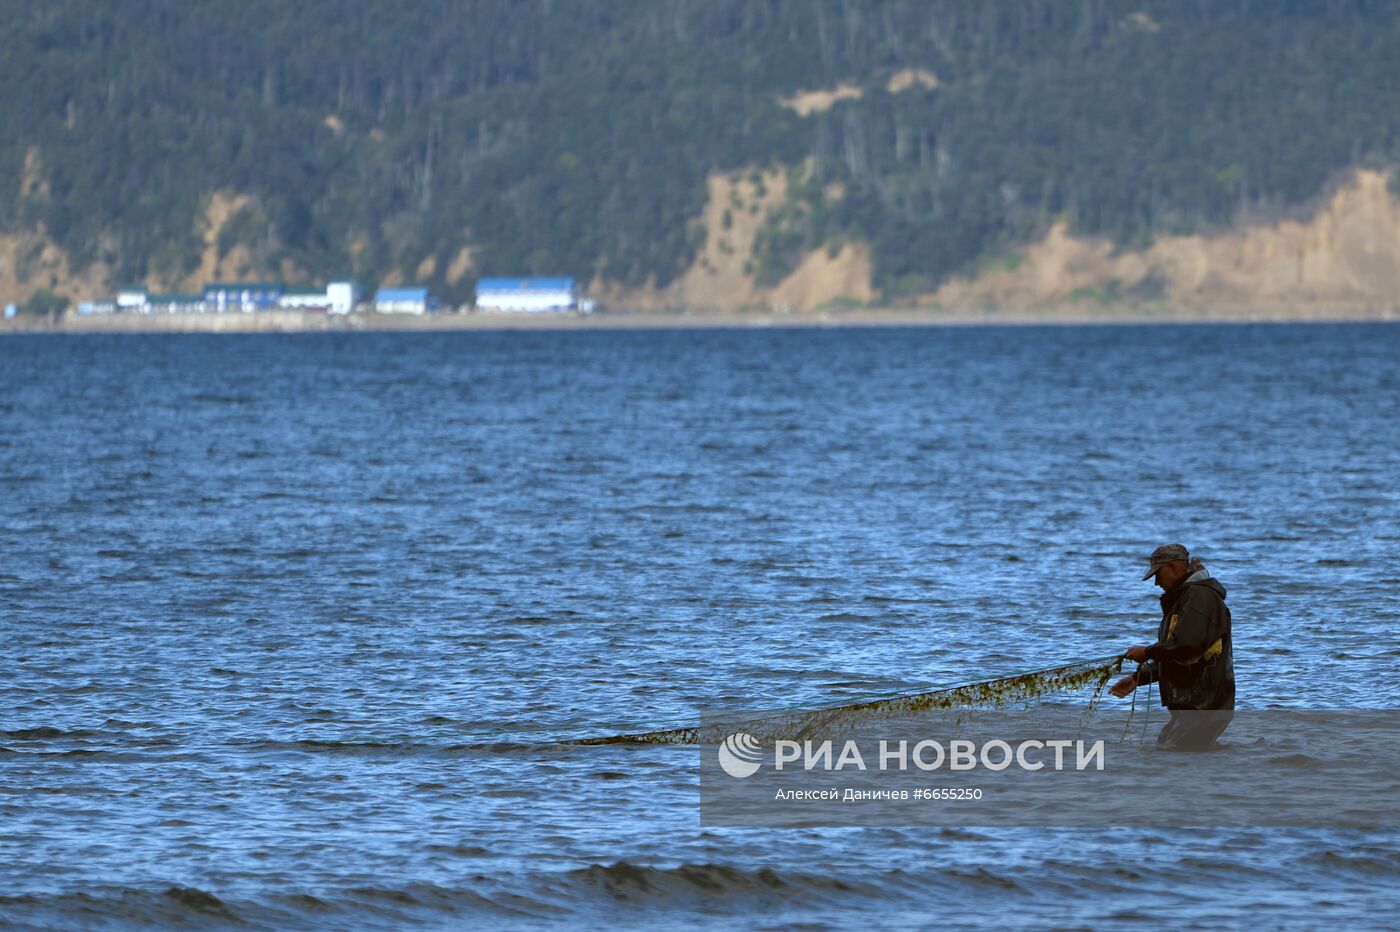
[{"left": 568, "top": 654, "right": 1125, "bottom": 746}]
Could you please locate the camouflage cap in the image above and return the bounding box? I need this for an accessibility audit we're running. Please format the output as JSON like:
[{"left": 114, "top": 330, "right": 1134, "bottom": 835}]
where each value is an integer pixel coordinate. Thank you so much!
[{"left": 1142, "top": 543, "right": 1190, "bottom": 580}]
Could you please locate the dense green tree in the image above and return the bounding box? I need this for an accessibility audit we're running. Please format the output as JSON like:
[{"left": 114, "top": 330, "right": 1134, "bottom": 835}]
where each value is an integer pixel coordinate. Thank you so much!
[
  {"left": 1, "top": 0, "right": 1398, "bottom": 302},
  {"left": 21, "top": 287, "right": 69, "bottom": 315}
]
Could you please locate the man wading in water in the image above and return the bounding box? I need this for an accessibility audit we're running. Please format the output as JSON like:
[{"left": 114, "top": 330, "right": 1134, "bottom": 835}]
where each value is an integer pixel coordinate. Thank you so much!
[{"left": 1109, "top": 544, "right": 1235, "bottom": 749}]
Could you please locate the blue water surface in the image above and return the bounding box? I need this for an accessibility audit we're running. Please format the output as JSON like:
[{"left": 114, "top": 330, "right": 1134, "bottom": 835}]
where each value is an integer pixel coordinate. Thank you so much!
[{"left": 1, "top": 324, "right": 1397, "bottom": 928}]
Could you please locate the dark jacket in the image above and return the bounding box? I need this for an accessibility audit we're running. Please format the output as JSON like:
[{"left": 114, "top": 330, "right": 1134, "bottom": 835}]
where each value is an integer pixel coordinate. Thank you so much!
[{"left": 1137, "top": 570, "right": 1235, "bottom": 711}]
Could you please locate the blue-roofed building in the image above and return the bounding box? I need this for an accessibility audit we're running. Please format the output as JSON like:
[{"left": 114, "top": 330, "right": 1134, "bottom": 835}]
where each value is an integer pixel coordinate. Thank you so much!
[
  {"left": 147, "top": 294, "right": 207, "bottom": 314},
  {"left": 203, "top": 282, "right": 283, "bottom": 313},
  {"left": 374, "top": 286, "right": 437, "bottom": 314},
  {"left": 475, "top": 277, "right": 578, "bottom": 313}
]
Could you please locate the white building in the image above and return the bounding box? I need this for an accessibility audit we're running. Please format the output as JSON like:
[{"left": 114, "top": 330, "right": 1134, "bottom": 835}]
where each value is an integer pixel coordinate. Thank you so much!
[
  {"left": 374, "top": 287, "right": 435, "bottom": 314},
  {"left": 269, "top": 278, "right": 361, "bottom": 312},
  {"left": 327, "top": 278, "right": 361, "bottom": 314},
  {"left": 475, "top": 277, "right": 578, "bottom": 312},
  {"left": 277, "top": 289, "right": 331, "bottom": 310},
  {"left": 116, "top": 285, "right": 148, "bottom": 311}
]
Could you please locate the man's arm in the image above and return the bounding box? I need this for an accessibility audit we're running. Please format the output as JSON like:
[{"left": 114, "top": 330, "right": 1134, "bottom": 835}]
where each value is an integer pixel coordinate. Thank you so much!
[{"left": 1109, "top": 662, "right": 1156, "bottom": 697}]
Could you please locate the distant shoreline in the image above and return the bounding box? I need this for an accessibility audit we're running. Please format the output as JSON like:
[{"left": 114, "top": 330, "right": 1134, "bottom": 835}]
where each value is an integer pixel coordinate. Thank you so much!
[{"left": 2, "top": 306, "right": 1398, "bottom": 335}]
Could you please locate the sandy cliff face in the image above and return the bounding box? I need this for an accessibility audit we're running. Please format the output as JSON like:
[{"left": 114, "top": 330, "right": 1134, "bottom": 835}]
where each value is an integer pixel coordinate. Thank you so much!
[
  {"left": 933, "top": 169, "right": 1400, "bottom": 312},
  {"left": 1, "top": 148, "right": 105, "bottom": 304},
  {"left": 0, "top": 230, "right": 113, "bottom": 307},
  {"left": 768, "top": 243, "right": 875, "bottom": 310},
  {"left": 0, "top": 180, "right": 268, "bottom": 304},
  {"left": 677, "top": 169, "right": 790, "bottom": 309},
  {"left": 170, "top": 191, "right": 258, "bottom": 292},
  {"left": 595, "top": 168, "right": 875, "bottom": 312},
  {"left": 606, "top": 166, "right": 1400, "bottom": 314}
]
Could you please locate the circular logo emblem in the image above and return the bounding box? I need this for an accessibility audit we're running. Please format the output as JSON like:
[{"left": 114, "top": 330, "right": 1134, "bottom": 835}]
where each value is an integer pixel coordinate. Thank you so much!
[{"left": 717, "top": 732, "right": 763, "bottom": 778}]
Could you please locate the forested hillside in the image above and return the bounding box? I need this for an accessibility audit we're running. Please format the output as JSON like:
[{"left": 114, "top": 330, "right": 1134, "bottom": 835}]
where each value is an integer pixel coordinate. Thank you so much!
[{"left": 3, "top": 0, "right": 1399, "bottom": 305}]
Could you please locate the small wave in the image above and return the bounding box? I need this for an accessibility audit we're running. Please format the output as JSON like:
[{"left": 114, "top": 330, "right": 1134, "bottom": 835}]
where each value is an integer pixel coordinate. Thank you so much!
[
  {"left": 820, "top": 679, "right": 894, "bottom": 690},
  {"left": 1266, "top": 752, "right": 1326, "bottom": 768},
  {"left": 0, "top": 883, "right": 556, "bottom": 927},
  {"left": 550, "top": 861, "right": 883, "bottom": 904},
  {"left": 338, "top": 883, "right": 558, "bottom": 919},
  {"left": 1303, "top": 850, "right": 1400, "bottom": 873},
  {"left": 162, "top": 887, "right": 239, "bottom": 918},
  {"left": 187, "top": 392, "right": 253, "bottom": 404},
  {"left": 3, "top": 726, "right": 99, "bottom": 740},
  {"left": 0, "top": 886, "right": 241, "bottom": 926},
  {"left": 1174, "top": 855, "right": 1274, "bottom": 878},
  {"left": 101, "top": 718, "right": 151, "bottom": 729},
  {"left": 442, "top": 740, "right": 564, "bottom": 754},
  {"left": 943, "top": 867, "right": 1023, "bottom": 891},
  {"left": 426, "top": 844, "right": 493, "bottom": 857},
  {"left": 243, "top": 739, "right": 433, "bottom": 756}
]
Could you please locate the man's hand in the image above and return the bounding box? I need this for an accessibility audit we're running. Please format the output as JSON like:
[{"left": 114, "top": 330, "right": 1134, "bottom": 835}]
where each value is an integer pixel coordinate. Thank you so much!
[
  {"left": 1124, "top": 645, "right": 1150, "bottom": 663},
  {"left": 1109, "top": 674, "right": 1138, "bottom": 698}
]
